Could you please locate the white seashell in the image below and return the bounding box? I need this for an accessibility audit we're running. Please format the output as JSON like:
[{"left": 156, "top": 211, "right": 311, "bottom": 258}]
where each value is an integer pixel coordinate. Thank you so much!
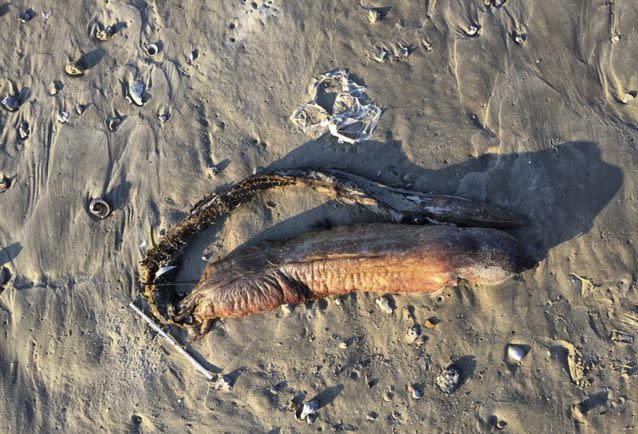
[
  {"left": 408, "top": 384, "right": 423, "bottom": 400},
  {"left": 507, "top": 344, "right": 530, "bottom": 362},
  {"left": 280, "top": 304, "right": 293, "bottom": 316},
  {"left": 513, "top": 31, "right": 527, "bottom": 44},
  {"left": 145, "top": 43, "right": 159, "bottom": 56},
  {"left": 75, "top": 104, "right": 87, "bottom": 115},
  {"left": 89, "top": 198, "right": 111, "bottom": 219},
  {"left": 1, "top": 96, "right": 18, "bottom": 112},
  {"left": 375, "top": 296, "right": 394, "bottom": 314},
  {"left": 65, "top": 62, "right": 84, "bottom": 77},
  {"left": 48, "top": 81, "right": 62, "bottom": 96},
  {"left": 299, "top": 400, "right": 318, "bottom": 420},
  {"left": 42, "top": 10, "right": 52, "bottom": 20},
  {"left": 57, "top": 110, "right": 69, "bottom": 123},
  {"left": 127, "top": 81, "right": 145, "bottom": 106}
]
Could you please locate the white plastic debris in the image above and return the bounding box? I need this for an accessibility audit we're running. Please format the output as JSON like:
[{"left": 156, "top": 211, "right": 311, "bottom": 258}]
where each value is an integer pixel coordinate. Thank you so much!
[{"left": 290, "top": 69, "right": 382, "bottom": 144}]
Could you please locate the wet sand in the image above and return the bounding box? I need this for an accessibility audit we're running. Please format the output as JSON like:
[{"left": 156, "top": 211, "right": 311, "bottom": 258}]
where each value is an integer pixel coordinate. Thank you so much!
[{"left": 0, "top": 1, "right": 636, "bottom": 432}]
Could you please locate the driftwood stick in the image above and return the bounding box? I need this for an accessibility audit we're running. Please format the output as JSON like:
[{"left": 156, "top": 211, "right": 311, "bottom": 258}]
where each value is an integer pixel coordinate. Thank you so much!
[{"left": 129, "top": 302, "right": 214, "bottom": 381}]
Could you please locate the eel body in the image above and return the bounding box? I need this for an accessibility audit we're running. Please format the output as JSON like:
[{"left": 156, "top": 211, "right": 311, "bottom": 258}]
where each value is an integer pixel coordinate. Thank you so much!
[
  {"left": 139, "top": 168, "right": 526, "bottom": 324},
  {"left": 172, "top": 223, "right": 534, "bottom": 330}
]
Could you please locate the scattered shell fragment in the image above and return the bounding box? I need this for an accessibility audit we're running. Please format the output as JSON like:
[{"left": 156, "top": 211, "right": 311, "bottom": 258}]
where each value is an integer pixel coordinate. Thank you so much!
[
  {"left": 408, "top": 384, "right": 423, "bottom": 400},
  {"left": 621, "top": 91, "right": 637, "bottom": 104},
  {"left": 513, "top": 30, "right": 527, "bottom": 44},
  {"left": 42, "top": 10, "right": 52, "bottom": 20},
  {"left": 369, "top": 44, "right": 389, "bottom": 63},
  {"left": 213, "top": 375, "right": 233, "bottom": 391},
  {"left": 65, "top": 62, "right": 85, "bottom": 77},
  {"left": 95, "top": 24, "right": 116, "bottom": 41},
  {"left": 57, "top": 110, "right": 69, "bottom": 123},
  {"left": 436, "top": 365, "right": 461, "bottom": 394},
  {"left": 280, "top": 304, "right": 293, "bottom": 316},
  {"left": 367, "top": 8, "right": 383, "bottom": 24},
  {"left": 465, "top": 24, "right": 480, "bottom": 37},
  {"left": 610, "top": 330, "right": 634, "bottom": 344},
  {"left": 557, "top": 340, "right": 591, "bottom": 388},
  {"left": 106, "top": 116, "right": 123, "bottom": 132},
  {"left": 405, "top": 325, "right": 421, "bottom": 344},
  {"left": 496, "top": 419, "right": 508, "bottom": 429},
  {"left": 611, "top": 33, "right": 621, "bottom": 44},
  {"left": 0, "top": 176, "right": 12, "bottom": 193},
  {"left": 158, "top": 109, "right": 170, "bottom": 123},
  {"left": 48, "top": 80, "right": 62, "bottom": 96},
  {"left": 89, "top": 198, "right": 111, "bottom": 219},
  {"left": 127, "top": 81, "right": 146, "bottom": 106},
  {"left": 375, "top": 296, "right": 394, "bottom": 314},
  {"left": 299, "top": 400, "right": 318, "bottom": 420},
  {"left": 383, "top": 386, "right": 395, "bottom": 401},
  {"left": 75, "top": 103, "right": 87, "bottom": 115},
  {"left": 507, "top": 344, "right": 530, "bottom": 363},
  {"left": 18, "top": 121, "right": 30, "bottom": 140},
  {"left": 18, "top": 9, "right": 35, "bottom": 23},
  {"left": 424, "top": 316, "right": 439, "bottom": 329},
  {"left": 145, "top": 43, "right": 159, "bottom": 56},
  {"left": 365, "top": 411, "right": 378, "bottom": 421},
  {"left": 1, "top": 96, "right": 18, "bottom": 112}
]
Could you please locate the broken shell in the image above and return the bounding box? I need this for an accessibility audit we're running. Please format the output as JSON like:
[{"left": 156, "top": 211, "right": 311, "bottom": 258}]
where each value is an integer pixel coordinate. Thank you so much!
[
  {"left": 18, "top": 121, "right": 30, "bottom": 140},
  {"left": 89, "top": 198, "right": 111, "bottom": 219},
  {"left": 299, "top": 400, "right": 318, "bottom": 420},
  {"left": 213, "top": 375, "right": 233, "bottom": 391},
  {"left": 75, "top": 103, "right": 87, "bottom": 115},
  {"left": 507, "top": 344, "right": 530, "bottom": 363},
  {"left": 375, "top": 296, "right": 394, "bottom": 314},
  {"left": 106, "top": 116, "right": 122, "bottom": 132},
  {"left": 367, "top": 8, "right": 383, "bottom": 24},
  {"left": 0, "top": 176, "right": 12, "bottom": 193},
  {"left": 1, "top": 96, "right": 18, "bottom": 112},
  {"left": 496, "top": 419, "right": 508, "bottom": 429},
  {"left": 465, "top": 25, "right": 480, "bottom": 37},
  {"left": 408, "top": 384, "right": 423, "bottom": 400},
  {"left": 280, "top": 304, "right": 293, "bottom": 316},
  {"left": 95, "top": 24, "right": 116, "bottom": 41},
  {"left": 621, "top": 91, "right": 637, "bottom": 104},
  {"left": 145, "top": 43, "right": 159, "bottom": 56},
  {"left": 48, "top": 80, "right": 62, "bottom": 96},
  {"left": 383, "top": 385, "right": 395, "bottom": 401},
  {"left": 127, "top": 81, "right": 145, "bottom": 106},
  {"left": 158, "top": 109, "right": 170, "bottom": 123},
  {"left": 65, "top": 62, "right": 85, "bottom": 77},
  {"left": 405, "top": 325, "right": 421, "bottom": 343},
  {"left": 42, "top": 10, "right": 52, "bottom": 20},
  {"left": 57, "top": 110, "right": 69, "bottom": 124},
  {"left": 436, "top": 365, "right": 461, "bottom": 394},
  {"left": 18, "top": 9, "right": 35, "bottom": 23},
  {"left": 513, "top": 30, "right": 527, "bottom": 44},
  {"left": 424, "top": 316, "right": 440, "bottom": 329}
]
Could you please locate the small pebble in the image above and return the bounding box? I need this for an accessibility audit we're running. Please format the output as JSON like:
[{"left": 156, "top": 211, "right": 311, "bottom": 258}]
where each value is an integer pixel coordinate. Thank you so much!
[
  {"left": 375, "top": 296, "right": 394, "bottom": 314},
  {"left": 621, "top": 92, "right": 637, "bottom": 104},
  {"left": 465, "top": 25, "right": 480, "bottom": 37},
  {"left": 424, "top": 316, "right": 439, "bottom": 329},
  {"left": 436, "top": 365, "right": 461, "bottom": 394},
  {"left": 366, "top": 411, "right": 378, "bottom": 421},
  {"left": 48, "top": 81, "right": 62, "bottom": 96},
  {"left": 338, "top": 341, "right": 348, "bottom": 350}
]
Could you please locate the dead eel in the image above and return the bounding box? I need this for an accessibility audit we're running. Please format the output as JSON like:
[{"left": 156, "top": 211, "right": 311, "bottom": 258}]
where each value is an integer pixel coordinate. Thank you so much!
[{"left": 172, "top": 223, "right": 535, "bottom": 333}]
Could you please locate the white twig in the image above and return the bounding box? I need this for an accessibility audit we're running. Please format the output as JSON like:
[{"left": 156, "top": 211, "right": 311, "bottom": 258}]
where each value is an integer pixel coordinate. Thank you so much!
[{"left": 129, "top": 302, "right": 214, "bottom": 381}]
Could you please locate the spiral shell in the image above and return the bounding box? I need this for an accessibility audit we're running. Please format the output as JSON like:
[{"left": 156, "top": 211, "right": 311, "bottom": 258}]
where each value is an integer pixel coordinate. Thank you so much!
[
  {"left": 89, "top": 198, "right": 111, "bottom": 219},
  {"left": 145, "top": 43, "right": 159, "bottom": 56}
]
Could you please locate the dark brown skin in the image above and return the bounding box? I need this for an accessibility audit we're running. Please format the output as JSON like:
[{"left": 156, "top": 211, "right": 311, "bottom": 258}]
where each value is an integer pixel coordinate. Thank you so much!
[{"left": 172, "top": 224, "right": 534, "bottom": 332}]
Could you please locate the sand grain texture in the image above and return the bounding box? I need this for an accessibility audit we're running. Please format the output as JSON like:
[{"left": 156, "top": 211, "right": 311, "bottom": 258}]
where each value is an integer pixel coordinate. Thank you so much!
[{"left": 0, "top": 1, "right": 636, "bottom": 433}]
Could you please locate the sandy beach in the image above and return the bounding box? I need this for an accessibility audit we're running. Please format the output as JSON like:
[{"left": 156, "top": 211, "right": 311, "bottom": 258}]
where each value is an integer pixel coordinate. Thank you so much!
[{"left": 0, "top": 1, "right": 636, "bottom": 432}]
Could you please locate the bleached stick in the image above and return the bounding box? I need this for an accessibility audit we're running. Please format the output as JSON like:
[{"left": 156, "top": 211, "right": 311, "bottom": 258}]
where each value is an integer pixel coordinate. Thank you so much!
[{"left": 129, "top": 302, "right": 214, "bottom": 381}]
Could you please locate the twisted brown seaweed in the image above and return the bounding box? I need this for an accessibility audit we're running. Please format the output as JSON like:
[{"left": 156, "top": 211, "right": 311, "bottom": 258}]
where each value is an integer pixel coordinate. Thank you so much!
[{"left": 139, "top": 168, "right": 526, "bottom": 325}]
